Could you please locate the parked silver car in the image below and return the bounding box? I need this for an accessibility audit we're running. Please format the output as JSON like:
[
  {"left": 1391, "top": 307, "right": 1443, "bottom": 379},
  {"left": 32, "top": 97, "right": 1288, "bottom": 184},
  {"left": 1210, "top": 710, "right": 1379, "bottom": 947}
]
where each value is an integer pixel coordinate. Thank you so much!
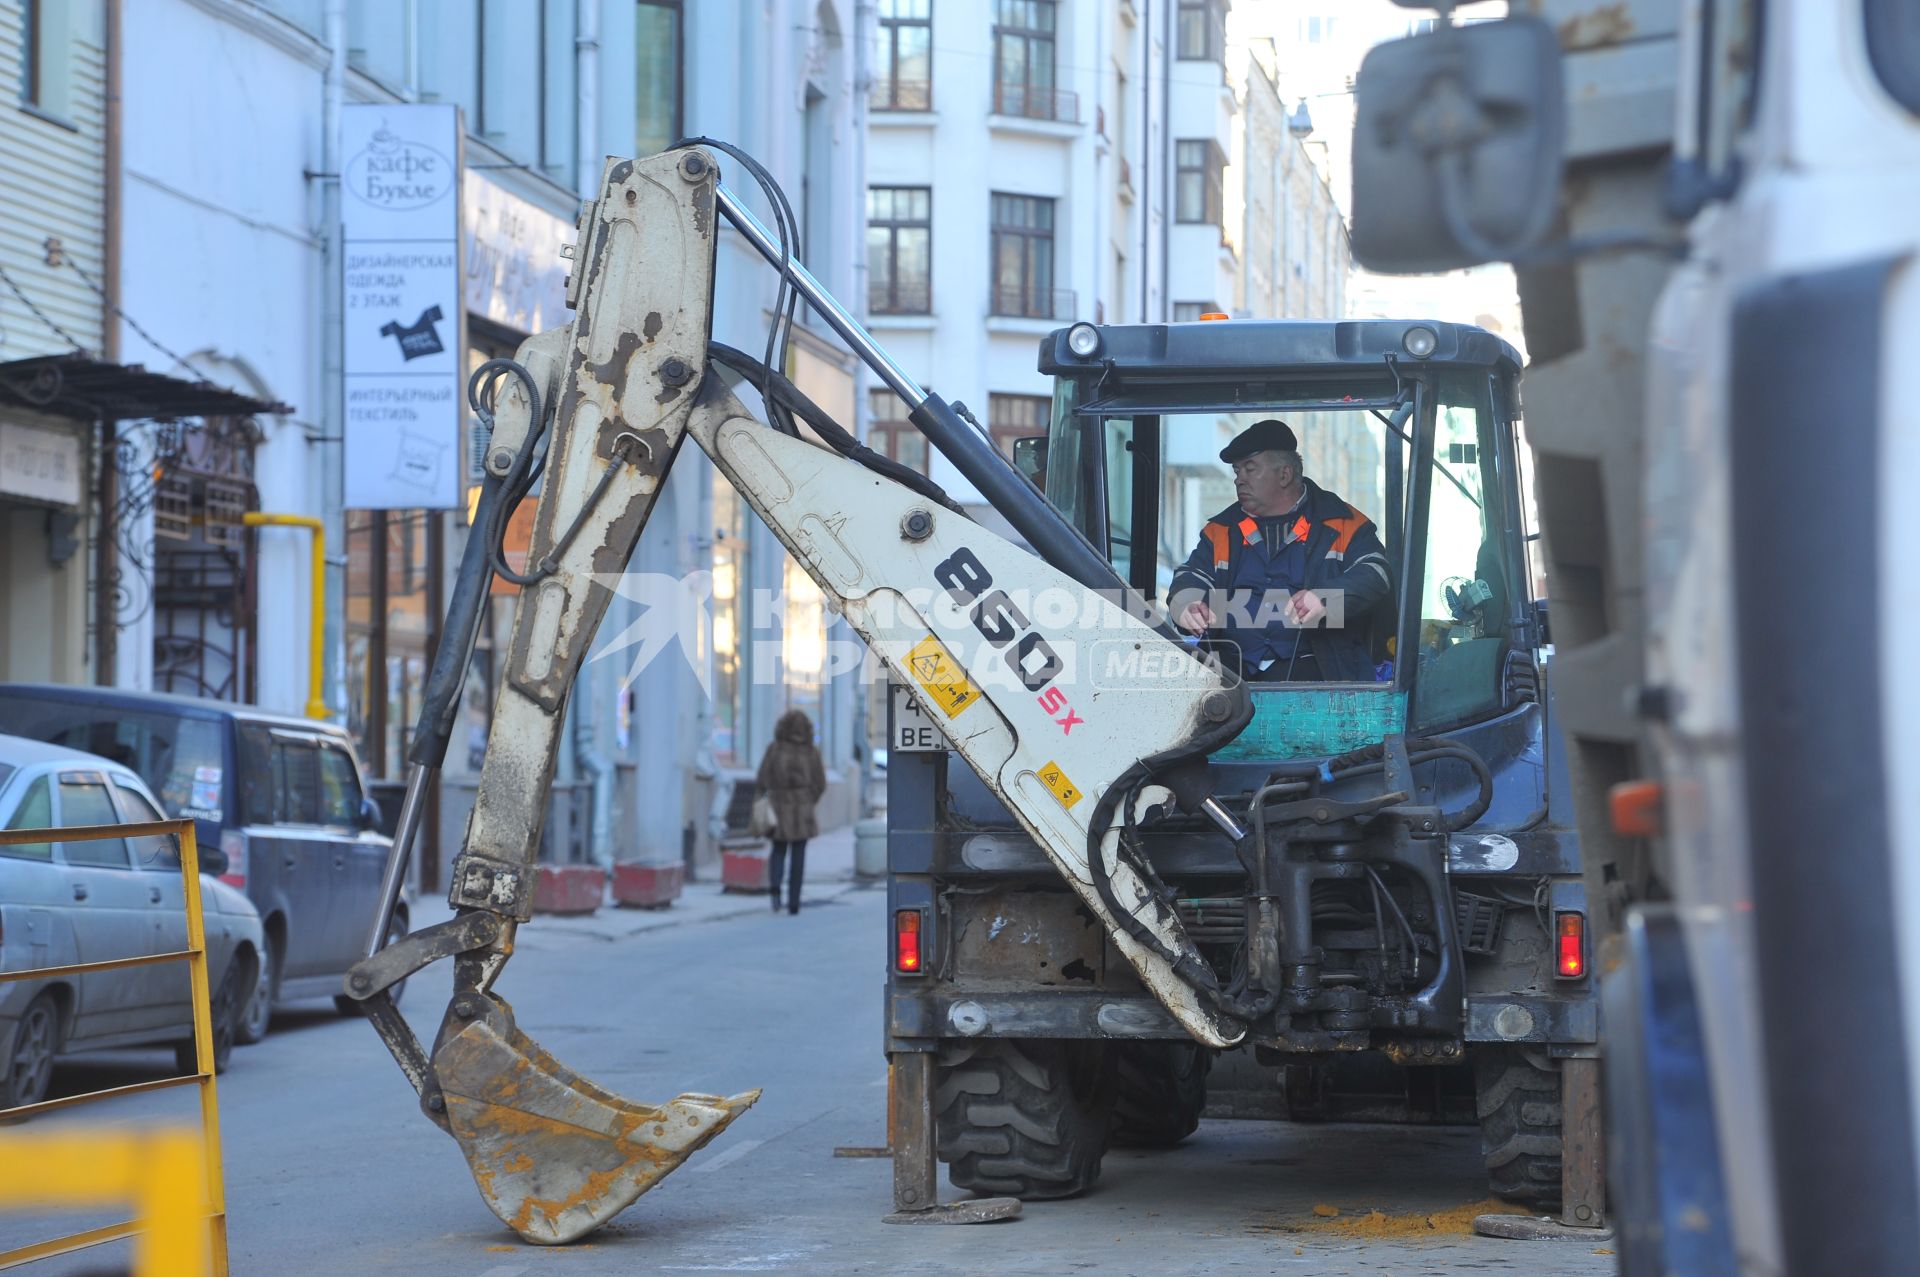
[
  {"left": 0, "top": 734, "right": 265, "bottom": 1109},
  {"left": 0, "top": 685, "right": 407, "bottom": 1045}
]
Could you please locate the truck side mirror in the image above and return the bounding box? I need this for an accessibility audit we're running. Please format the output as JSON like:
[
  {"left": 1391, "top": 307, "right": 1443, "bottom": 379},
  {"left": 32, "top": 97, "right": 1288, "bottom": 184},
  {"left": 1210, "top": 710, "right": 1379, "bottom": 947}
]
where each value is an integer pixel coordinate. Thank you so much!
[
  {"left": 360, "top": 796, "right": 385, "bottom": 832},
  {"left": 1350, "top": 16, "right": 1565, "bottom": 273}
]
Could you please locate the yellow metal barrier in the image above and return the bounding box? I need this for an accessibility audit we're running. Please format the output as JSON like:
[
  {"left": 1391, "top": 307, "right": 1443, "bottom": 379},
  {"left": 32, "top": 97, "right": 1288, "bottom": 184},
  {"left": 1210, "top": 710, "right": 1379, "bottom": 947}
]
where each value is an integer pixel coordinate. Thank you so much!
[{"left": 0, "top": 819, "right": 229, "bottom": 1275}]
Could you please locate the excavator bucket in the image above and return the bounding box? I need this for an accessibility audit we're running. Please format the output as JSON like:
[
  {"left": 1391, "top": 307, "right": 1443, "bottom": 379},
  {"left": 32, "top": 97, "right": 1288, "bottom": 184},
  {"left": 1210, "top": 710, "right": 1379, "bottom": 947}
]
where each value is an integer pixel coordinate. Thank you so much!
[{"left": 430, "top": 996, "right": 758, "bottom": 1244}]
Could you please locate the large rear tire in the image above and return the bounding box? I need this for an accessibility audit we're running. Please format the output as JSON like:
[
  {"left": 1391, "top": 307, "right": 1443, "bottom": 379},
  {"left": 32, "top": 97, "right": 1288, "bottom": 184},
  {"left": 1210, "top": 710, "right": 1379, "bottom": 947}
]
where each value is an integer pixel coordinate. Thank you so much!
[
  {"left": 936, "top": 1039, "right": 1115, "bottom": 1199},
  {"left": 1110, "top": 1041, "right": 1209, "bottom": 1147},
  {"left": 1471, "top": 1045, "right": 1564, "bottom": 1207}
]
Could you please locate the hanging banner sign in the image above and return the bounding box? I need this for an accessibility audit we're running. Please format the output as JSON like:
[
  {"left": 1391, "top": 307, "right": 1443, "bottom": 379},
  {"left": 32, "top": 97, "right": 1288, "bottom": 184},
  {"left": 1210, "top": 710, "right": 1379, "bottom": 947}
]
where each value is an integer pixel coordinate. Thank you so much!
[
  {"left": 341, "top": 103, "right": 463, "bottom": 509},
  {"left": 462, "top": 169, "right": 574, "bottom": 338}
]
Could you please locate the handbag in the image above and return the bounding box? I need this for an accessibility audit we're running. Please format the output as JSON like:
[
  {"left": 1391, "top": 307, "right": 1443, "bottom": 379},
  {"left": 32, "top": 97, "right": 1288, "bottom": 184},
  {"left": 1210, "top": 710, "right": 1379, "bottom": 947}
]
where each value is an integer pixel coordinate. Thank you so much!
[{"left": 750, "top": 791, "right": 777, "bottom": 838}]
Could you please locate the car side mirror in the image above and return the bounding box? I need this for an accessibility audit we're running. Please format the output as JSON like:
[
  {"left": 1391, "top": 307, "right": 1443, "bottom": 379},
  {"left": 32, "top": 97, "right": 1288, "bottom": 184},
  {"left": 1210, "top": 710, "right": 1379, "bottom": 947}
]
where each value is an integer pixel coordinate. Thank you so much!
[
  {"left": 1012, "top": 435, "right": 1048, "bottom": 487},
  {"left": 1350, "top": 16, "right": 1564, "bottom": 273},
  {"left": 360, "top": 796, "right": 385, "bottom": 832}
]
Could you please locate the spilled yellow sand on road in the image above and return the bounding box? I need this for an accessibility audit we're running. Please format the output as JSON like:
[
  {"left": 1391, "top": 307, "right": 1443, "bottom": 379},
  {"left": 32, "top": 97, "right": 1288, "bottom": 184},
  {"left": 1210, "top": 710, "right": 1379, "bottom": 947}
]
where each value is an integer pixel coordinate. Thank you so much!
[{"left": 1264, "top": 1197, "right": 1532, "bottom": 1240}]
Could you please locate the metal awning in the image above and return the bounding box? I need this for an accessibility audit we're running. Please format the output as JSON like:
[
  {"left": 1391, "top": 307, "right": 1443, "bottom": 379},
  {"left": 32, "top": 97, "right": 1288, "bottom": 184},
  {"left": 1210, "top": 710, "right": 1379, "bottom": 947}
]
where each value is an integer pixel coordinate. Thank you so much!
[{"left": 0, "top": 353, "right": 292, "bottom": 423}]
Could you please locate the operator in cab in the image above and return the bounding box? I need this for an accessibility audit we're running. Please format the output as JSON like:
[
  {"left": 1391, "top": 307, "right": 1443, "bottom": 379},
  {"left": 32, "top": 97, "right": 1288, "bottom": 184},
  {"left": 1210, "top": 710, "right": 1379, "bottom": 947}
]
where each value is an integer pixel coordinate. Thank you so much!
[{"left": 1169, "top": 419, "right": 1393, "bottom": 682}]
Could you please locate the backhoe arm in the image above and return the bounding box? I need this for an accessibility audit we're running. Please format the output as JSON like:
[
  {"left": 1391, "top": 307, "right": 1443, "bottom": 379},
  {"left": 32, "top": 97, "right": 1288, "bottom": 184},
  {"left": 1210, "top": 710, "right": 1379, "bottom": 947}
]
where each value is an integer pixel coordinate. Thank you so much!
[{"left": 343, "top": 146, "right": 1254, "bottom": 1245}]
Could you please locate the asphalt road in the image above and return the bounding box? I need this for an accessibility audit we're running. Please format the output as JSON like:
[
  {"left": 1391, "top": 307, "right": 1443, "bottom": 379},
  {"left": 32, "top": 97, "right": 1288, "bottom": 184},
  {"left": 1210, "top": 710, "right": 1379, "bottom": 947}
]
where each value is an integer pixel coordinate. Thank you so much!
[{"left": 9, "top": 880, "right": 1620, "bottom": 1275}]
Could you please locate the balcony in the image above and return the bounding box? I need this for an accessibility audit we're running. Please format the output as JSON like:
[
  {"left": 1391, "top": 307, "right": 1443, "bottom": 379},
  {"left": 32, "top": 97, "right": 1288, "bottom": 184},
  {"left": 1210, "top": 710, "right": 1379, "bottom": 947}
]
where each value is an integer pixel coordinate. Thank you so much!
[
  {"left": 992, "top": 82, "right": 1080, "bottom": 125},
  {"left": 869, "top": 280, "right": 933, "bottom": 316},
  {"left": 870, "top": 79, "right": 932, "bottom": 112},
  {"left": 990, "top": 286, "right": 1075, "bottom": 321}
]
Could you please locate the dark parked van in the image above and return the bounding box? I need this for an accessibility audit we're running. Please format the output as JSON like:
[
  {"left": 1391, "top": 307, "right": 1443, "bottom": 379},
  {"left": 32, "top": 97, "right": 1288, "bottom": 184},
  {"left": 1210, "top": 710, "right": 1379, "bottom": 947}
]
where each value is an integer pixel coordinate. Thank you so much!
[{"left": 0, "top": 685, "right": 407, "bottom": 1044}]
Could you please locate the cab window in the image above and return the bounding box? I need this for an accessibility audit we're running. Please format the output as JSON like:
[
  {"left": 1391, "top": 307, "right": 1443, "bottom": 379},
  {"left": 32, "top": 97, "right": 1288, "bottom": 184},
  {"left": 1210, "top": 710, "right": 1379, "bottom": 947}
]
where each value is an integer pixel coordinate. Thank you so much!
[{"left": 1409, "top": 373, "right": 1526, "bottom": 731}]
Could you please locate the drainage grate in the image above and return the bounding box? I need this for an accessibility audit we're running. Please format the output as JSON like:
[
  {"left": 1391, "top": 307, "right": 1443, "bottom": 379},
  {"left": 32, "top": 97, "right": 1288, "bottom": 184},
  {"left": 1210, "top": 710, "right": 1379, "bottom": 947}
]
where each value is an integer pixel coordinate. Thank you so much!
[{"left": 1453, "top": 893, "right": 1505, "bottom": 955}]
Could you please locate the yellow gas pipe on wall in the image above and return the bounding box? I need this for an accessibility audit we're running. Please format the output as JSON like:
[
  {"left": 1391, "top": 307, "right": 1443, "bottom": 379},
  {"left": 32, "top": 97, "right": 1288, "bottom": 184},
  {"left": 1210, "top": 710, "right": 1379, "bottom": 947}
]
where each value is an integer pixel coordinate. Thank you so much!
[{"left": 241, "top": 512, "right": 328, "bottom": 720}]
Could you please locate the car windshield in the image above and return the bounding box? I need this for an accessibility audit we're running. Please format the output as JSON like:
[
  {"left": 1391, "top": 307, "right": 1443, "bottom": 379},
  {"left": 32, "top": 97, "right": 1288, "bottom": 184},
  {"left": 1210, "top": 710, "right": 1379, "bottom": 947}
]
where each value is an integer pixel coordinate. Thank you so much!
[{"left": 0, "top": 701, "right": 227, "bottom": 821}]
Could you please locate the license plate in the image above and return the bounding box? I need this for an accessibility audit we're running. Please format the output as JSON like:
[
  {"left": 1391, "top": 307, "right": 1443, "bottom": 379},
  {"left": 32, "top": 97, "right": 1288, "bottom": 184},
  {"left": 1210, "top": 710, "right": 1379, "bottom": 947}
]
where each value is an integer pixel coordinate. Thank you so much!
[{"left": 889, "top": 682, "right": 950, "bottom": 753}]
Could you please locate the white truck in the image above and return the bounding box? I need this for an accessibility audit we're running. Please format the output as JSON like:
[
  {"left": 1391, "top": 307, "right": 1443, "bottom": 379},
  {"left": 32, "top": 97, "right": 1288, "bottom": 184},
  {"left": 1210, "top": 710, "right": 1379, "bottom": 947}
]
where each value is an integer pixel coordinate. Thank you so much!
[{"left": 1352, "top": 2, "right": 1920, "bottom": 1270}]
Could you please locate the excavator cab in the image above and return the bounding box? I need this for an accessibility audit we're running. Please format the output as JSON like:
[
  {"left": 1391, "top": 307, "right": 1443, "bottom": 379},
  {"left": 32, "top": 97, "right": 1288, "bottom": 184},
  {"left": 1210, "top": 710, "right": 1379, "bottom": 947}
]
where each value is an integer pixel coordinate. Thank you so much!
[
  {"left": 1035, "top": 318, "right": 1539, "bottom": 735},
  {"left": 883, "top": 317, "right": 1598, "bottom": 1214}
]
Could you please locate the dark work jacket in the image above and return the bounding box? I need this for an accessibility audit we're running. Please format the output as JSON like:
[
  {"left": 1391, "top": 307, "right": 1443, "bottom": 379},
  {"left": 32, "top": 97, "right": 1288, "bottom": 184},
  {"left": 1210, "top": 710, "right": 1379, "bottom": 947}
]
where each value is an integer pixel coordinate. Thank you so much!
[{"left": 1168, "top": 480, "right": 1394, "bottom": 682}]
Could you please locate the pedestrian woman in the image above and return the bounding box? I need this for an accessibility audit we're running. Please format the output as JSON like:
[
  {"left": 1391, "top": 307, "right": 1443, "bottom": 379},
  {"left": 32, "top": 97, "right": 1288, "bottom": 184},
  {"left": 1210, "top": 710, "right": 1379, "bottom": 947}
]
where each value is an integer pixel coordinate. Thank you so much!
[{"left": 757, "top": 709, "right": 826, "bottom": 914}]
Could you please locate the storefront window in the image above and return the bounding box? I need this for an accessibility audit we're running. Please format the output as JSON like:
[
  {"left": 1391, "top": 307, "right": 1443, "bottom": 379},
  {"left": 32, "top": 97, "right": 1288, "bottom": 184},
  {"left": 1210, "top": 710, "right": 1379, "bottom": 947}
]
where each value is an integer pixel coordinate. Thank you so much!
[
  {"left": 711, "top": 475, "right": 746, "bottom": 765},
  {"left": 782, "top": 555, "right": 826, "bottom": 739},
  {"left": 378, "top": 512, "right": 433, "bottom": 779},
  {"left": 345, "top": 511, "right": 379, "bottom": 769}
]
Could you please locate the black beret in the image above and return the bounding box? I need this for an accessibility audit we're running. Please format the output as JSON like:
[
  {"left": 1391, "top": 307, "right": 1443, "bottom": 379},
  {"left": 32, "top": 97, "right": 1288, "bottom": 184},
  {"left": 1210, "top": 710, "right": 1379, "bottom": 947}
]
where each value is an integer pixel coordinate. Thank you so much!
[{"left": 1220, "top": 418, "right": 1297, "bottom": 463}]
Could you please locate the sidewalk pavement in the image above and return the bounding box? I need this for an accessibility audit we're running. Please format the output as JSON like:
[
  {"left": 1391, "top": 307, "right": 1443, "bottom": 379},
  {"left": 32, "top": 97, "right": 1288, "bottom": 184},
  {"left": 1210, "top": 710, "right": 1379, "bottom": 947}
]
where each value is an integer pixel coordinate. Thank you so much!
[{"left": 408, "top": 821, "right": 873, "bottom": 942}]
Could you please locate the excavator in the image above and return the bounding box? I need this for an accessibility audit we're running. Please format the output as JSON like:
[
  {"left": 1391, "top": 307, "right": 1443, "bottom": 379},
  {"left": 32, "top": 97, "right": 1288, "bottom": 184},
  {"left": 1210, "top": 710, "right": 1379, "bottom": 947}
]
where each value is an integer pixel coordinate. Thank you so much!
[{"left": 340, "top": 141, "right": 1591, "bottom": 1244}]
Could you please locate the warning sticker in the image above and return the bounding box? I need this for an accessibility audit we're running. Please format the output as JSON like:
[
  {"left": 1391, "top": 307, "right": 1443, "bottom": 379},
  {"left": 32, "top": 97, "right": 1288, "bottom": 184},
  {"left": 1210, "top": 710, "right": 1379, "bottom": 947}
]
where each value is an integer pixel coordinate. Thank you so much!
[
  {"left": 904, "top": 636, "right": 980, "bottom": 719},
  {"left": 1036, "top": 760, "right": 1082, "bottom": 810}
]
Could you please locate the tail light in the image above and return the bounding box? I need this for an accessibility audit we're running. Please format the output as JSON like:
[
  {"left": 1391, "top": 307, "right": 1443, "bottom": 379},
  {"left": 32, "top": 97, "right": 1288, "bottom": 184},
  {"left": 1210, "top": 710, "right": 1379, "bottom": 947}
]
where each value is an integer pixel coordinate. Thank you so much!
[
  {"left": 894, "top": 909, "right": 924, "bottom": 974},
  {"left": 1555, "top": 912, "right": 1585, "bottom": 979},
  {"left": 219, "top": 830, "right": 248, "bottom": 889}
]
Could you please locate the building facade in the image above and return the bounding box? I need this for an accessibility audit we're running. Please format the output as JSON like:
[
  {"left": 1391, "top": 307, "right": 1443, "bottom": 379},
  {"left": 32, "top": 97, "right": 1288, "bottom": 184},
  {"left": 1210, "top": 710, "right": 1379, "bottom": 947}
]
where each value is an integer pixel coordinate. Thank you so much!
[
  {"left": 2, "top": 0, "right": 282, "bottom": 699},
  {"left": 0, "top": 0, "right": 106, "bottom": 688},
  {"left": 13, "top": 0, "right": 866, "bottom": 900},
  {"left": 863, "top": 0, "right": 1240, "bottom": 522}
]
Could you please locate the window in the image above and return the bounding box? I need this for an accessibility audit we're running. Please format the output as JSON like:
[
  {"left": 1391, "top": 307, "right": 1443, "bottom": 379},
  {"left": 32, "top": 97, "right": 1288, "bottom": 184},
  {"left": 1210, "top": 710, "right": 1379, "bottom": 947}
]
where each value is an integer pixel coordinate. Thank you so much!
[
  {"left": 636, "top": 0, "right": 684, "bottom": 157},
  {"left": 993, "top": 1, "right": 1071, "bottom": 122},
  {"left": 868, "top": 187, "right": 932, "bottom": 315},
  {"left": 1173, "top": 302, "right": 1221, "bottom": 322},
  {"left": 1177, "top": 0, "right": 1225, "bottom": 61},
  {"left": 1410, "top": 374, "right": 1523, "bottom": 731},
  {"left": 19, "top": 0, "right": 39, "bottom": 106},
  {"left": 990, "top": 193, "right": 1060, "bottom": 318},
  {"left": 345, "top": 506, "right": 435, "bottom": 782},
  {"left": 271, "top": 738, "right": 324, "bottom": 826},
  {"left": 319, "top": 746, "right": 364, "bottom": 828},
  {"left": 0, "top": 700, "right": 228, "bottom": 821},
  {"left": 1176, "top": 140, "right": 1224, "bottom": 225},
  {"left": 3, "top": 776, "right": 53, "bottom": 862},
  {"left": 238, "top": 725, "right": 276, "bottom": 824},
  {"left": 869, "top": 389, "right": 930, "bottom": 473},
  {"left": 58, "top": 777, "right": 130, "bottom": 868},
  {"left": 710, "top": 476, "right": 747, "bottom": 766},
  {"left": 113, "top": 784, "right": 179, "bottom": 871},
  {"left": 873, "top": 0, "right": 932, "bottom": 110},
  {"left": 16, "top": 0, "right": 72, "bottom": 120},
  {"left": 987, "top": 393, "right": 1050, "bottom": 463}
]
